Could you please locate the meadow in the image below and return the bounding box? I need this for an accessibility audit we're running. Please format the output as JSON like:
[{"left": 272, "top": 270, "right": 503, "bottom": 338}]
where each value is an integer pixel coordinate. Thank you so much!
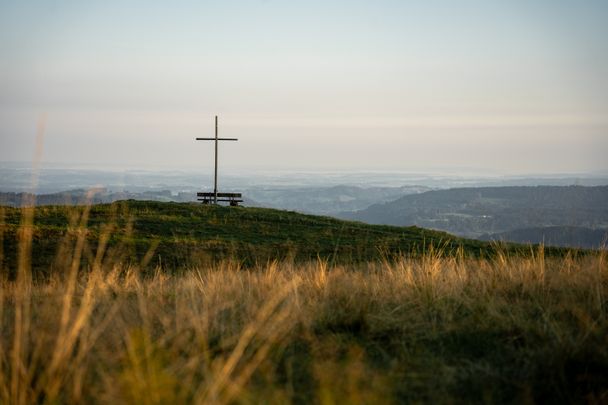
[
  {"left": 0, "top": 200, "right": 575, "bottom": 277},
  {"left": 0, "top": 202, "right": 606, "bottom": 404}
]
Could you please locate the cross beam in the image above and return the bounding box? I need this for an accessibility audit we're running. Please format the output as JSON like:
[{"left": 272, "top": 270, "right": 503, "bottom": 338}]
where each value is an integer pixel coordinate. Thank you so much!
[{"left": 195, "top": 116, "right": 238, "bottom": 204}]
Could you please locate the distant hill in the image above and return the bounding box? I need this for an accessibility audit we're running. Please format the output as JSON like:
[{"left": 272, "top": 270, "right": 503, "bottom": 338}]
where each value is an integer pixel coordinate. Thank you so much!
[
  {"left": 339, "top": 186, "right": 608, "bottom": 240},
  {"left": 0, "top": 200, "right": 573, "bottom": 277},
  {"left": 480, "top": 226, "right": 608, "bottom": 249}
]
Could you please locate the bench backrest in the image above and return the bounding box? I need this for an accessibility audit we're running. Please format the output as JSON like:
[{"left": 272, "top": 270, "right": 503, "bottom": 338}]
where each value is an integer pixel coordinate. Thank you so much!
[{"left": 197, "top": 192, "right": 242, "bottom": 198}]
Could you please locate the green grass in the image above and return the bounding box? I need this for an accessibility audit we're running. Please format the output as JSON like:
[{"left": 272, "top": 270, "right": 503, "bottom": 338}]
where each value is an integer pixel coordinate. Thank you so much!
[
  {"left": 0, "top": 200, "right": 576, "bottom": 278},
  {"left": 0, "top": 200, "right": 606, "bottom": 404}
]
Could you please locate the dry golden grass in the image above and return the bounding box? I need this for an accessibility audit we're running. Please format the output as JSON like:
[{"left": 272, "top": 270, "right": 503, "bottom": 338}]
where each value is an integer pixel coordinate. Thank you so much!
[{"left": 0, "top": 204, "right": 607, "bottom": 404}]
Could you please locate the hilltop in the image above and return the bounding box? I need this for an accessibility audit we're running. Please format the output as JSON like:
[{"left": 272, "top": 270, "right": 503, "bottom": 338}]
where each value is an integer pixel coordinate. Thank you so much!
[
  {"left": 0, "top": 199, "right": 567, "bottom": 277},
  {"left": 0, "top": 184, "right": 431, "bottom": 215}
]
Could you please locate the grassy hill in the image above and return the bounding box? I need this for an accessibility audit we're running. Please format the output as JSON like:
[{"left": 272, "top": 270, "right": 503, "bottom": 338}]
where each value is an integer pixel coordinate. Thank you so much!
[
  {"left": 0, "top": 199, "right": 574, "bottom": 277},
  {"left": 2, "top": 200, "right": 606, "bottom": 403}
]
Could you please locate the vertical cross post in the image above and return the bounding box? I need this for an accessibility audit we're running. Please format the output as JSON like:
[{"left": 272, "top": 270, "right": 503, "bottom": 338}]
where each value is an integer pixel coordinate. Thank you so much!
[
  {"left": 196, "top": 116, "right": 238, "bottom": 205},
  {"left": 214, "top": 115, "right": 218, "bottom": 204}
]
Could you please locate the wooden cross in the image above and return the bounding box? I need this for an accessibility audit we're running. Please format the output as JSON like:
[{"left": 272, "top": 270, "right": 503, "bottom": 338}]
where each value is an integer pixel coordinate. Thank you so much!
[{"left": 196, "top": 116, "right": 238, "bottom": 204}]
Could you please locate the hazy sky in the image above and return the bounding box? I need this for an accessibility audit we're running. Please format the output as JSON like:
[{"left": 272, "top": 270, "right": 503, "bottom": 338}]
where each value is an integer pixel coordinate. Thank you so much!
[{"left": 1, "top": 0, "right": 607, "bottom": 174}]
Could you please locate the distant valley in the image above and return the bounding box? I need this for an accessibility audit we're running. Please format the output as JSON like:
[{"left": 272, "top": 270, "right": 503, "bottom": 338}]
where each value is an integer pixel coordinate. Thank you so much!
[
  {"left": 244, "top": 185, "right": 431, "bottom": 214},
  {"left": 340, "top": 186, "right": 608, "bottom": 249}
]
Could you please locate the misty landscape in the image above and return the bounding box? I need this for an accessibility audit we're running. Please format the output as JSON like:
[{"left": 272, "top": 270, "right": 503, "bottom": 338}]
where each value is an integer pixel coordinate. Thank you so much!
[
  {"left": 3, "top": 164, "right": 607, "bottom": 249},
  {"left": 2, "top": 1, "right": 608, "bottom": 404}
]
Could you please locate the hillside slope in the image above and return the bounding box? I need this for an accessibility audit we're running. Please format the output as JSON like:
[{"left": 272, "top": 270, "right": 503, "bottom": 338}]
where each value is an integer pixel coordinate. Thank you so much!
[
  {"left": 340, "top": 186, "right": 608, "bottom": 239},
  {"left": 480, "top": 226, "right": 608, "bottom": 249},
  {"left": 1, "top": 200, "right": 509, "bottom": 276}
]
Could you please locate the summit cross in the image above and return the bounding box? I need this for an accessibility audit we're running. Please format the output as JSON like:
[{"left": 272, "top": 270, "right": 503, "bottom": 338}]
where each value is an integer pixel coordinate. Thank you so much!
[{"left": 195, "top": 115, "right": 238, "bottom": 204}]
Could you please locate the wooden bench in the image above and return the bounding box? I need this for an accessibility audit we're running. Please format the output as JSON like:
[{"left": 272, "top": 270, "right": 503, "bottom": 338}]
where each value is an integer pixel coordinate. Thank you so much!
[{"left": 197, "top": 192, "right": 243, "bottom": 206}]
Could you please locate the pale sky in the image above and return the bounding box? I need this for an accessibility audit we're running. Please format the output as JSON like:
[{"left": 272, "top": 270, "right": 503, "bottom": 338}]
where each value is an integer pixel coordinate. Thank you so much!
[{"left": 1, "top": 0, "right": 607, "bottom": 174}]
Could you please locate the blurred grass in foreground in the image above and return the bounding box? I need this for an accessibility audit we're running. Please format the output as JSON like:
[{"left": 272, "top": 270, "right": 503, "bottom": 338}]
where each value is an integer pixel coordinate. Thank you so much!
[{"left": 0, "top": 203, "right": 606, "bottom": 404}]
